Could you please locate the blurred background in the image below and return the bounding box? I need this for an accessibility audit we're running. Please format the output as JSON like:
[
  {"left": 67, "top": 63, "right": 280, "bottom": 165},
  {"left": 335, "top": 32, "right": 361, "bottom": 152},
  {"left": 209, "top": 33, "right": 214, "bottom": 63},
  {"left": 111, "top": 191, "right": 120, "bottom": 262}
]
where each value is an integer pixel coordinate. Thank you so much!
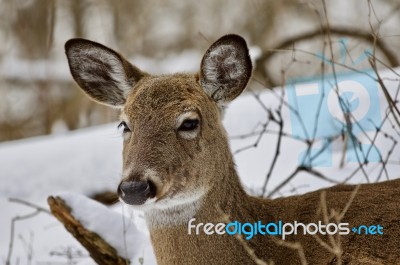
[
  {"left": 0, "top": 0, "right": 400, "bottom": 142},
  {"left": 1, "top": 1, "right": 400, "bottom": 264}
]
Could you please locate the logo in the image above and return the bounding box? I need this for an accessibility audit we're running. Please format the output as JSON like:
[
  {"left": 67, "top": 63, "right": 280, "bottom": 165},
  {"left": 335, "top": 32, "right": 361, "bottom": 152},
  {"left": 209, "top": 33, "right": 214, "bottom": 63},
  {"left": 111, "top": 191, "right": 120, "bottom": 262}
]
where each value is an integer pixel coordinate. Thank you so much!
[
  {"left": 188, "top": 218, "right": 384, "bottom": 240},
  {"left": 286, "top": 39, "right": 382, "bottom": 167}
]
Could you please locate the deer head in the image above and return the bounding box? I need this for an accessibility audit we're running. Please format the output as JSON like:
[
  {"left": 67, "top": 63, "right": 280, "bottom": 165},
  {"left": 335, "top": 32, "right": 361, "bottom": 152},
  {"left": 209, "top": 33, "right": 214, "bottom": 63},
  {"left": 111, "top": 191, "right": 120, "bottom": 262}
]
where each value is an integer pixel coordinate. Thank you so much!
[{"left": 65, "top": 35, "right": 252, "bottom": 212}]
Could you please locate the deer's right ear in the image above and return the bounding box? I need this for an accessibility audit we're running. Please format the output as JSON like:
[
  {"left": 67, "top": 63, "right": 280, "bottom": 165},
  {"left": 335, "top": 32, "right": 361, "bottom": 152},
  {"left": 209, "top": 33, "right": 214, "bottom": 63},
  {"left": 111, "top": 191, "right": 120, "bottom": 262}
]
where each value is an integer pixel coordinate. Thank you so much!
[{"left": 65, "top": 39, "right": 146, "bottom": 107}]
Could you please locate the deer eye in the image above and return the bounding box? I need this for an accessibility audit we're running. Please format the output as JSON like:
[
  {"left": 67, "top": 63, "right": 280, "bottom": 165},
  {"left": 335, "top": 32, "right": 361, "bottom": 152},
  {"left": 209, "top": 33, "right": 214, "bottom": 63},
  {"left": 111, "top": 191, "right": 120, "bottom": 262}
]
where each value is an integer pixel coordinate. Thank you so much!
[
  {"left": 178, "top": 119, "right": 199, "bottom": 131},
  {"left": 118, "top": 121, "right": 131, "bottom": 133}
]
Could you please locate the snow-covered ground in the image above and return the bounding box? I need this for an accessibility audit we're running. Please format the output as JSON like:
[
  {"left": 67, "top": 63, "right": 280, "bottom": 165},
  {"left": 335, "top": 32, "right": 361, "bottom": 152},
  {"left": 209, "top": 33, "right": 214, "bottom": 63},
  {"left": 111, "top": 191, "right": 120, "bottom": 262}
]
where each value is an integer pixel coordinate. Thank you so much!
[{"left": 1, "top": 67, "right": 399, "bottom": 264}]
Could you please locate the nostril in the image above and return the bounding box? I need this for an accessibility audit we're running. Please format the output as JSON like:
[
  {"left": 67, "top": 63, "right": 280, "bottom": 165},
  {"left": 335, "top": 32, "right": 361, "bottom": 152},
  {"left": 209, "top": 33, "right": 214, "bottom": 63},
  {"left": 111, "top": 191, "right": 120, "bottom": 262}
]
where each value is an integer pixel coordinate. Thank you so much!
[{"left": 118, "top": 180, "right": 157, "bottom": 205}]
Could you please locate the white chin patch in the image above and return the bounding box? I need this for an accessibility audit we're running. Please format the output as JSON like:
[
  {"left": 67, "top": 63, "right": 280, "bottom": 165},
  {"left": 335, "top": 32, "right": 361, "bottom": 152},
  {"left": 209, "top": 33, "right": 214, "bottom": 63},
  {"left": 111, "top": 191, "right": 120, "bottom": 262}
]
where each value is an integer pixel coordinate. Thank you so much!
[
  {"left": 155, "top": 191, "right": 204, "bottom": 210},
  {"left": 126, "top": 190, "right": 203, "bottom": 210},
  {"left": 137, "top": 190, "right": 206, "bottom": 229}
]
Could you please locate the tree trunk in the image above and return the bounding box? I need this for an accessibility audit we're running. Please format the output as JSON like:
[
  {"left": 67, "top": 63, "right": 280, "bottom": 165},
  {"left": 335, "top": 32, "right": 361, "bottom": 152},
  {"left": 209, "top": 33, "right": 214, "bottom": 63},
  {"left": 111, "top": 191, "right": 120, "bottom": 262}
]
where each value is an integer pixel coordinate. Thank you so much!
[{"left": 47, "top": 196, "right": 129, "bottom": 265}]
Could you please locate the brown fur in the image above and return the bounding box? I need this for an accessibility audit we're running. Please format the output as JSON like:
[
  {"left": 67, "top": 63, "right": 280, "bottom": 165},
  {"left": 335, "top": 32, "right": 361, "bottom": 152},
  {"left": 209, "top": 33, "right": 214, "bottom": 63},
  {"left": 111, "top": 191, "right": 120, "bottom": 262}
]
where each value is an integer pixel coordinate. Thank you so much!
[
  {"left": 152, "top": 179, "right": 400, "bottom": 264},
  {"left": 65, "top": 35, "right": 400, "bottom": 265}
]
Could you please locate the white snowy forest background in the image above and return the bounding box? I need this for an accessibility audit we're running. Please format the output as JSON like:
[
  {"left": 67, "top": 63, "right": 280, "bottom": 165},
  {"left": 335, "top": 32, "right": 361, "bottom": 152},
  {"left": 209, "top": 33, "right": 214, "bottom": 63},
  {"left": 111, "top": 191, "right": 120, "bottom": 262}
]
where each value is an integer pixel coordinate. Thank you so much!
[{"left": 1, "top": 0, "right": 400, "bottom": 264}]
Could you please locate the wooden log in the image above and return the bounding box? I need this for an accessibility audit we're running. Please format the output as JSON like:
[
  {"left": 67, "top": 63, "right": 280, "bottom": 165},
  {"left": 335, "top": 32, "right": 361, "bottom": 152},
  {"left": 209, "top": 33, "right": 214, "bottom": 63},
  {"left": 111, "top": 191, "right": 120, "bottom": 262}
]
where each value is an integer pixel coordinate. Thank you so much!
[{"left": 47, "top": 196, "right": 129, "bottom": 265}]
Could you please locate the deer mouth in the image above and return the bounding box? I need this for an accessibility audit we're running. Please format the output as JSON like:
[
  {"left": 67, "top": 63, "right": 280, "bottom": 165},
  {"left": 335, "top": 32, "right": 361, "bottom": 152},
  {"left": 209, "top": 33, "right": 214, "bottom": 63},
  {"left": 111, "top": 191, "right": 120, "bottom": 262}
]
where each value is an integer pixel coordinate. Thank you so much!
[{"left": 118, "top": 180, "right": 157, "bottom": 205}]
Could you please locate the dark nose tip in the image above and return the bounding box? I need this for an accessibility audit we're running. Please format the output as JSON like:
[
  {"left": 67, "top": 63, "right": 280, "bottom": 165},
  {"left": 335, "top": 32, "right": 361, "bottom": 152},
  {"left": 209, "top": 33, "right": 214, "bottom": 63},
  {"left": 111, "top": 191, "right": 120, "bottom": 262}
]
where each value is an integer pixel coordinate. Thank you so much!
[{"left": 118, "top": 180, "right": 156, "bottom": 205}]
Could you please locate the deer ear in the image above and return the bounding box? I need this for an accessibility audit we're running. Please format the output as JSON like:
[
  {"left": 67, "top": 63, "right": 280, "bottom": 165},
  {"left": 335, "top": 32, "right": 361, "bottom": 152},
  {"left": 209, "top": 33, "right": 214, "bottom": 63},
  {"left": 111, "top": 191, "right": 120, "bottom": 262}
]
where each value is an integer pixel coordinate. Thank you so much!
[
  {"left": 199, "top": 34, "right": 252, "bottom": 104},
  {"left": 65, "top": 38, "right": 147, "bottom": 107}
]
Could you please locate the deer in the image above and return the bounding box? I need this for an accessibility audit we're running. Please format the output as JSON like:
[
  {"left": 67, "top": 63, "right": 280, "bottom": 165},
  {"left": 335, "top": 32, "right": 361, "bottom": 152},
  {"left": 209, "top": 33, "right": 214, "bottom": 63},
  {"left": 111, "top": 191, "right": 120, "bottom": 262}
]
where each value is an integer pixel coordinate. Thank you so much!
[{"left": 65, "top": 34, "right": 400, "bottom": 265}]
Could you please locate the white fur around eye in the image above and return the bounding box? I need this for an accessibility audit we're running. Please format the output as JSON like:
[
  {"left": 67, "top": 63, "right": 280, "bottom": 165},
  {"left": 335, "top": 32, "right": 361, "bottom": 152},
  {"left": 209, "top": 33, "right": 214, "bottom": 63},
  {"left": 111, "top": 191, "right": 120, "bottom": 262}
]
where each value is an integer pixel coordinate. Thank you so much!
[
  {"left": 176, "top": 111, "right": 200, "bottom": 140},
  {"left": 122, "top": 131, "right": 131, "bottom": 141},
  {"left": 119, "top": 123, "right": 131, "bottom": 141}
]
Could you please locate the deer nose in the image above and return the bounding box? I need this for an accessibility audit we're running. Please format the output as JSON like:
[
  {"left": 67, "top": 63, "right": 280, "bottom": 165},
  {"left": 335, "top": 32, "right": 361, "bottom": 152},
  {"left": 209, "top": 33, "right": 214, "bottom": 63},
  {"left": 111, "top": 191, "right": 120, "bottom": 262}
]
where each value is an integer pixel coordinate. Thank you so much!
[{"left": 118, "top": 180, "right": 156, "bottom": 205}]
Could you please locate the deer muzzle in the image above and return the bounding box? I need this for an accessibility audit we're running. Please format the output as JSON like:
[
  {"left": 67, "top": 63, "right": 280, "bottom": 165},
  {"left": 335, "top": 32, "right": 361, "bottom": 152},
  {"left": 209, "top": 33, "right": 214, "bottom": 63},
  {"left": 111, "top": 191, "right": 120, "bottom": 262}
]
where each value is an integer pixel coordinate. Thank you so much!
[{"left": 118, "top": 180, "right": 156, "bottom": 205}]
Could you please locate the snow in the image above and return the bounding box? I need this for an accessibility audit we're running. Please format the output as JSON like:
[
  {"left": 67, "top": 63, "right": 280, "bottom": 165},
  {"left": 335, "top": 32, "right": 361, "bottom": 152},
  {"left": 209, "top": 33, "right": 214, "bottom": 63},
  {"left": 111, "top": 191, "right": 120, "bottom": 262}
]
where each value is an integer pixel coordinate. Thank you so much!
[
  {"left": 0, "top": 124, "right": 123, "bottom": 201},
  {"left": 60, "top": 192, "right": 156, "bottom": 265},
  {"left": 1, "top": 66, "right": 399, "bottom": 264},
  {"left": 0, "top": 198, "right": 89, "bottom": 264}
]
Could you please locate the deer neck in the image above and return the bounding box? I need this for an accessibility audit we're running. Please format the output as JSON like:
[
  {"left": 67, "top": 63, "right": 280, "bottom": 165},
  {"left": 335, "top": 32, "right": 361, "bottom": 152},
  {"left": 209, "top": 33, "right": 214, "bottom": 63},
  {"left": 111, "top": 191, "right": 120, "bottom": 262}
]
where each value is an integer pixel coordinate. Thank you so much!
[{"left": 145, "top": 162, "right": 276, "bottom": 265}]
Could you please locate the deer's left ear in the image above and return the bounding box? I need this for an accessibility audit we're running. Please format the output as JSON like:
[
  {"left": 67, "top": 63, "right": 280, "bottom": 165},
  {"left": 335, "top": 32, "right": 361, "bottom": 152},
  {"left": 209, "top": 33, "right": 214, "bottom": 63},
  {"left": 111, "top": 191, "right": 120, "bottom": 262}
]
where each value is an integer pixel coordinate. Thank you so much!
[{"left": 199, "top": 34, "right": 252, "bottom": 104}]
